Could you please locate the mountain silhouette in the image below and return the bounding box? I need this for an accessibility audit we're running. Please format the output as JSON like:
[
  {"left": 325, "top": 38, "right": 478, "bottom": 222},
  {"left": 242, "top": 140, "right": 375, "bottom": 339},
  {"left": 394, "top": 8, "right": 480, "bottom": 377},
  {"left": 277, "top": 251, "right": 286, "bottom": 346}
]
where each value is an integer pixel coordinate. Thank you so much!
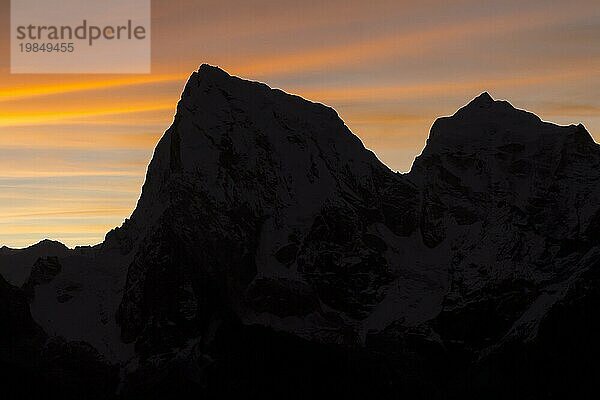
[{"left": 2, "top": 65, "right": 600, "bottom": 399}]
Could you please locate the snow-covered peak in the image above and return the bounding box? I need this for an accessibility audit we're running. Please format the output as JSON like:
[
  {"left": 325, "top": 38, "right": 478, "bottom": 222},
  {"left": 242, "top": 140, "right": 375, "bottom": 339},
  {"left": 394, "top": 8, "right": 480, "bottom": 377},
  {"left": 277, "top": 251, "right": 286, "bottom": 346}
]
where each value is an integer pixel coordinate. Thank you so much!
[
  {"left": 116, "top": 66, "right": 415, "bottom": 345},
  {"left": 126, "top": 62, "right": 388, "bottom": 237},
  {"left": 420, "top": 93, "right": 595, "bottom": 159}
]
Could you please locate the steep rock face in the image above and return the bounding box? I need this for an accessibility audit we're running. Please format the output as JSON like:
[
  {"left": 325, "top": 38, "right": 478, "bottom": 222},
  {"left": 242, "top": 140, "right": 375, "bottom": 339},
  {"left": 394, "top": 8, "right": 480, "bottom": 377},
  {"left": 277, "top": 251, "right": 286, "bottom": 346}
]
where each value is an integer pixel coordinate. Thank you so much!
[
  {"left": 117, "top": 65, "right": 420, "bottom": 348},
  {"left": 407, "top": 92, "right": 600, "bottom": 351},
  {"left": 22, "top": 256, "right": 62, "bottom": 297}
]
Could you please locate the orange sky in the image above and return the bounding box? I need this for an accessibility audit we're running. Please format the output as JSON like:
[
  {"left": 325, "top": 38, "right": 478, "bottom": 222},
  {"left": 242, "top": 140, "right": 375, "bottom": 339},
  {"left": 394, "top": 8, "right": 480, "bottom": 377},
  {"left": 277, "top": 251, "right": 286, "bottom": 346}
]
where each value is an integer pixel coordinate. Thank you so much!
[{"left": 1, "top": 0, "right": 599, "bottom": 248}]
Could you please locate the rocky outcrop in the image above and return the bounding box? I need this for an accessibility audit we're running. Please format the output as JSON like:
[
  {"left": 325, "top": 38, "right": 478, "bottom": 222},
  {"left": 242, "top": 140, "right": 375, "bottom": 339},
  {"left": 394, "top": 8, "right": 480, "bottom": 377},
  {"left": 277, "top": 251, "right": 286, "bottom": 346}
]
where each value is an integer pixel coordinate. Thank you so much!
[{"left": 22, "top": 256, "right": 62, "bottom": 298}]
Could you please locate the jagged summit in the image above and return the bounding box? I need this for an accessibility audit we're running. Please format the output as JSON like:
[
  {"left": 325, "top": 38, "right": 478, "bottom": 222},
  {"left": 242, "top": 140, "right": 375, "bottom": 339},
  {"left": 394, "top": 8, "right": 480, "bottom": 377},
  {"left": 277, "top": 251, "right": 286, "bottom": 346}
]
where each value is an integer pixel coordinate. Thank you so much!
[
  {"left": 422, "top": 91, "right": 595, "bottom": 157},
  {"left": 181, "top": 63, "right": 340, "bottom": 117},
  {"left": 198, "top": 63, "right": 227, "bottom": 75},
  {"left": 194, "top": 63, "right": 252, "bottom": 83},
  {"left": 452, "top": 91, "right": 528, "bottom": 121},
  {"left": 466, "top": 91, "right": 494, "bottom": 107},
  {"left": 126, "top": 62, "right": 385, "bottom": 238},
  {"left": 183, "top": 64, "right": 241, "bottom": 93}
]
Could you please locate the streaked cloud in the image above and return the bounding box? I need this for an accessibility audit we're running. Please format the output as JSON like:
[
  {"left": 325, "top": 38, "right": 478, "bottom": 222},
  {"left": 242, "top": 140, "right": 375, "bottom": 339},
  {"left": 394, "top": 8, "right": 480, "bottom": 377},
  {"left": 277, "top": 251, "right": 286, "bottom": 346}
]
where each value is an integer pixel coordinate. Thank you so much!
[
  {"left": 0, "top": 0, "right": 598, "bottom": 247},
  {"left": 540, "top": 103, "right": 600, "bottom": 117},
  {"left": 0, "top": 74, "right": 186, "bottom": 102},
  {"left": 0, "top": 103, "right": 174, "bottom": 127}
]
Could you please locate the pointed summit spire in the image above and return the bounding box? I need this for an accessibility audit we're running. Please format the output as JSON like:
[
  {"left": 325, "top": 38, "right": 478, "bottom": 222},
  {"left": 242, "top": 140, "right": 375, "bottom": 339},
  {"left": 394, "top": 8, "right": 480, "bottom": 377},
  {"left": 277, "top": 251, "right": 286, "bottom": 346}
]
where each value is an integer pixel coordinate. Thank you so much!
[
  {"left": 478, "top": 91, "right": 493, "bottom": 101},
  {"left": 181, "top": 64, "right": 232, "bottom": 98},
  {"left": 467, "top": 92, "right": 494, "bottom": 107},
  {"left": 197, "top": 63, "right": 230, "bottom": 78}
]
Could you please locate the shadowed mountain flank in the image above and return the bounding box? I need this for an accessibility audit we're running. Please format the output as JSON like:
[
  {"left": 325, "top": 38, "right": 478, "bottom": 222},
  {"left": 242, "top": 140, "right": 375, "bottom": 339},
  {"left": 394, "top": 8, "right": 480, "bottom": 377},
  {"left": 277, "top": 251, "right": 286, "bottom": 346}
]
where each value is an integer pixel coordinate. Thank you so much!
[{"left": 2, "top": 65, "right": 600, "bottom": 399}]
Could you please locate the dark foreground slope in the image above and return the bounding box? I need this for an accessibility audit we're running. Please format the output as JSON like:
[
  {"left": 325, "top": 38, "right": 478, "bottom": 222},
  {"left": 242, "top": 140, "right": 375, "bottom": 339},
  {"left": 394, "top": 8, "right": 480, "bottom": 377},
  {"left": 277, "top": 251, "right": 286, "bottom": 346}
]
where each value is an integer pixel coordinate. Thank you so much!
[{"left": 1, "top": 66, "right": 600, "bottom": 399}]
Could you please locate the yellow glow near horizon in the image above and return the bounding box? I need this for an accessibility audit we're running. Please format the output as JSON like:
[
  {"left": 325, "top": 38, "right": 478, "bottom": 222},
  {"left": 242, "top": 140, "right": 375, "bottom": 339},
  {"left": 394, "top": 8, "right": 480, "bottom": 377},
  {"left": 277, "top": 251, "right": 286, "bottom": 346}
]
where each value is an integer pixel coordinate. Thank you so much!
[
  {"left": 0, "top": 74, "right": 187, "bottom": 102},
  {"left": 0, "top": 103, "right": 175, "bottom": 127}
]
